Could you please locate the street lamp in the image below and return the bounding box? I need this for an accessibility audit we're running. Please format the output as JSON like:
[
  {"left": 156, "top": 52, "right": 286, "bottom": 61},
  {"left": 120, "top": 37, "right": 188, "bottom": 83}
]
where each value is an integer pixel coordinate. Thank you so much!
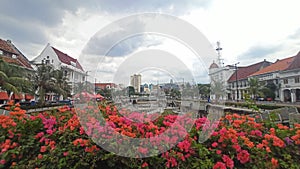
[
  {"left": 234, "top": 62, "right": 240, "bottom": 102},
  {"left": 85, "top": 71, "right": 91, "bottom": 92}
]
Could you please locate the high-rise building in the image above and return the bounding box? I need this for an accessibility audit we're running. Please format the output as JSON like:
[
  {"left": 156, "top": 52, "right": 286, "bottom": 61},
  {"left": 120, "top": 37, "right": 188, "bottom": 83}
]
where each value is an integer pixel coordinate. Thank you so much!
[{"left": 130, "top": 74, "right": 141, "bottom": 93}]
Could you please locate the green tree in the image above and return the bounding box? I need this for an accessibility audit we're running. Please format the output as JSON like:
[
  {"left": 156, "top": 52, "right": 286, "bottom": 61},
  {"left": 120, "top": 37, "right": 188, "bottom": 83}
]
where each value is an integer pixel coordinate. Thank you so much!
[
  {"left": 261, "top": 82, "right": 276, "bottom": 100},
  {"left": 248, "top": 77, "right": 264, "bottom": 101},
  {"left": 33, "top": 64, "right": 52, "bottom": 105},
  {"left": 50, "top": 69, "right": 71, "bottom": 99},
  {"left": 98, "top": 87, "right": 112, "bottom": 99},
  {"left": 198, "top": 84, "right": 210, "bottom": 99},
  {"left": 0, "top": 59, "right": 33, "bottom": 95},
  {"left": 33, "top": 65, "right": 71, "bottom": 105}
]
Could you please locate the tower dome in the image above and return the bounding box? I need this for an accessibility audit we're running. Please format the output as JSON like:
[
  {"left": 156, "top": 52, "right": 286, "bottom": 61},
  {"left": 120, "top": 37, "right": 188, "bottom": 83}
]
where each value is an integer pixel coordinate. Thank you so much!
[{"left": 209, "top": 62, "right": 219, "bottom": 69}]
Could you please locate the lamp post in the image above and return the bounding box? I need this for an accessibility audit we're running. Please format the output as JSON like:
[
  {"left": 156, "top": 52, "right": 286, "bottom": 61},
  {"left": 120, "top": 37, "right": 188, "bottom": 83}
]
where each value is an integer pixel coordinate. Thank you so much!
[
  {"left": 94, "top": 78, "right": 97, "bottom": 94},
  {"left": 85, "top": 71, "right": 91, "bottom": 92},
  {"left": 234, "top": 62, "right": 240, "bottom": 102}
]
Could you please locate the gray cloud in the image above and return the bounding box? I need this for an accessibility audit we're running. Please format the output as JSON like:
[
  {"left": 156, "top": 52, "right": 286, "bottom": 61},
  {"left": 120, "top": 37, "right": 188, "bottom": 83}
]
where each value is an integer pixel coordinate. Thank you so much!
[
  {"left": 92, "top": 0, "right": 210, "bottom": 14},
  {"left": 238, "top": 44, "right": 282, "bottom": 63},
  {"left": 0, "top": 17, "right": 47, "bottom": 44}
]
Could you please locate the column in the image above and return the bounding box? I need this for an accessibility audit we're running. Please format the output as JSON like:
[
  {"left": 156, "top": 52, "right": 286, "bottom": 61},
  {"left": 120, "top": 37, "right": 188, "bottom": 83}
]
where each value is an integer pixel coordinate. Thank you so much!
[
  {"left": 280, "top": 89, "right": 284, "bottom": 102},
  {"left": 291, "top": 89, "right": 296, "bottom": 103}
]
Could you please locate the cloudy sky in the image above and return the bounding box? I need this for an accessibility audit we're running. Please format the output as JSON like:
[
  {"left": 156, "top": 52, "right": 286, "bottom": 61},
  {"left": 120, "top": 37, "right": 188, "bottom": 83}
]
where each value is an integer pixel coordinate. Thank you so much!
[{"left": 1, "top": 0, "right": 300, "bottom": 84}]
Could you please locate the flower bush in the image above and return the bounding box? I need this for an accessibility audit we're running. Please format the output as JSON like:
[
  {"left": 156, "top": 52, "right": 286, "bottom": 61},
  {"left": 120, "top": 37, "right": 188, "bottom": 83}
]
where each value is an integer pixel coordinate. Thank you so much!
[{"left": 0, "top": 101, "right": 299, "bottom": 169}]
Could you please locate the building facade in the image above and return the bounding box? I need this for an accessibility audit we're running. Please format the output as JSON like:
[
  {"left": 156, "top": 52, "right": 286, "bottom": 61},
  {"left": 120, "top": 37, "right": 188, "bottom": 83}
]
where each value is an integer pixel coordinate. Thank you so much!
[
  {"left": 32, "top": 43, "right": 86, "bottom": 95},
  {"left": 0, "top": 38, "right": 34, "bottom": 102},
  {"left": 227, "top": 60, "right": 271, "bottom": 101},
  {"left": 130, "top": 74, "right": 141, "bottom": 93},
  {"left": 209, "top": 62, "right": 236, "bottom": 101},
  {"left": 278, "top": 52, "right": 300, "bottom": 102}
]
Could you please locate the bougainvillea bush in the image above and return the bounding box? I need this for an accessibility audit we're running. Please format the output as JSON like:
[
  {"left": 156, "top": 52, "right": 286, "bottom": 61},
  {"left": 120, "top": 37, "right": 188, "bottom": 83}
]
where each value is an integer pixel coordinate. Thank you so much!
[{"left": 0, "top": 101, "right": 300, "bottom": 169}]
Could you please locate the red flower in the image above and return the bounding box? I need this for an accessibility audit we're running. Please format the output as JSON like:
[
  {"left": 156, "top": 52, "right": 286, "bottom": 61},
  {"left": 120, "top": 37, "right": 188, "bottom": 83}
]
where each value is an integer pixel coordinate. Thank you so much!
[
  {"left": 0, "top": 160, "right": 6, "bottom": 165},
  {"left": 37, "top": 154, "right": 43, "bottom": 159},
  {"left": 237, "top": 150, "right": 250, "bottom": 164},
  {"left": 141, "top": 162, "right": 148, "bottom": 168},
  {"left": 177, "top": 140, "right": 191, "bottom": 152},
  {"left": 271, "top": 158, "right": 278, "bottom": 168},
  {"left": 222, "top": 155, "right": 234, "bottom": 169},
  {"left": 40, "top": 146, "right": 47, "bottom": 153},
  {"left": 213, "top": 162, "right": 226, "bottom": 169},
  {"left": 63, "top": 152, "right": 69, "bottom": 156},
  {"left": 212, "top": 142, "right": 218, "bottom": 148},
  {"left": 232, "top": 144, "right": 241, "bottom": 152}
]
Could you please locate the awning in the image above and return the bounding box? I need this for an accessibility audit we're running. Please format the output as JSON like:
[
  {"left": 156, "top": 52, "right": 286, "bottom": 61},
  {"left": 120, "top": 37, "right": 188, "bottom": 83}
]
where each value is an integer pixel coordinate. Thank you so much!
[
  {"left": 25, "top": 94, "right": 34, "bottom": 100},
  {"left": 12, "top": 93, "right": 23, "bottom": 100},
  {"left": 0, "top": 92, "right": 9, "bottom": 100}
]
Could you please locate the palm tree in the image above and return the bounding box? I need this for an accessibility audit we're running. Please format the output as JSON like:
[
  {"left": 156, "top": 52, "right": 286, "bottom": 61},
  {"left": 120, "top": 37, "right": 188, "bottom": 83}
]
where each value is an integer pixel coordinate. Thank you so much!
[
  {"left": 33, "top": 64, "right": 53, "bottom": 105},
  {"left": 0, "top": 59, "right": 33, "bottom": 95},
  {"left": 33, "top": 64, "right": 74, "bottom": 105},
  {"left": 50, "top": 69, "right": 71, "bottom": 99},
  {"left": 248, "top": 77, "right": 264, "bottom": 101}
]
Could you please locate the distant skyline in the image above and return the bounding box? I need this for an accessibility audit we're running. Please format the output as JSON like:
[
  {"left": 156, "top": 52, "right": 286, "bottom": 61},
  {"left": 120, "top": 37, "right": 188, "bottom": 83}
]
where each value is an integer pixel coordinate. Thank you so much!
[{"left": 1, "top": 0, "right": 300, "bottom": 83}]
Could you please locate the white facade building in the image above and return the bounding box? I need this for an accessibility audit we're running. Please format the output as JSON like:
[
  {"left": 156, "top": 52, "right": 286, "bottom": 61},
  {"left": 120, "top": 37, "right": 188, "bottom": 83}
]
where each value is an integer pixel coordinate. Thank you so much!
[
  {"left": 32, "top": 43, "right": 86, "bottom": 95},
  {"left": 278, "top": 52, "right": 300, "bottom": 102},
  {"left": 209, "top": 62, "right": 235, "bottom": 101}
]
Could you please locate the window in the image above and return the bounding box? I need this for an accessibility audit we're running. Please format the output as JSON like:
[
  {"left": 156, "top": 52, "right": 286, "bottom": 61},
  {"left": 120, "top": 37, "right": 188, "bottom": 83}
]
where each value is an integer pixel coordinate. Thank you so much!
[
  {"left": 64, "top": 70, "right": 68, "bottom": 77},
  {"left": 283, "top": 79, "right": 288, "bottom": 84},
  {"left": 295, "top": 77, "right": 300, "bottom": 83},
  {"left": 0, "top": 50, "right": 3, "bottom": 55},
  {"left": 12, "top": 54, "right": 17, "bottom": 58}
]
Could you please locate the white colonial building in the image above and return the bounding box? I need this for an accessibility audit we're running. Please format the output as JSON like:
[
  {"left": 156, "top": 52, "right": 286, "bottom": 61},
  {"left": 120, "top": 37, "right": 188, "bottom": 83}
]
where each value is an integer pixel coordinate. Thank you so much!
[
  {"left": 32, "top": 43, "right": 86, "bottom": 95},
  {"left": 278, "top": 52, "right": 300, "bottom": 102},
  {"left": 208, "top": 62, "right": 236, "bottom": 101}
]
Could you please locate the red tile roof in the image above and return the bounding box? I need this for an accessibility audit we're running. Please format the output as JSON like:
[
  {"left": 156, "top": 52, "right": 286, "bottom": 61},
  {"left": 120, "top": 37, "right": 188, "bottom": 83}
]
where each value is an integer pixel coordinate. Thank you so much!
[
  {"left": 285, "top": 51, "right": 300, "bottom": 71},
  {"left": 95, "top": 83, "right": 117, "bottom": 89},
  {"left": 0, "top": 38, "right": 33, "bottom": 70},
  {"left": 228, "top": 60, "right": 272, "bottom": 82},
  {"left": 0, "top": 92, "right": 9, "bottom": 100},
  {"left": 0, "top": 39, "right": 18, "bottom": 54},
  {"left": 251, "top": 57, "right": 294, "bottom": 76},
  {"left": 12, "top": 93, "right": 23, "bottom": 100},
  {"left": 52, "top": 47, "right": 84, "bottom": 71},
  {"left": 0, "top": 56, "right": 24, "bottom": 67}
]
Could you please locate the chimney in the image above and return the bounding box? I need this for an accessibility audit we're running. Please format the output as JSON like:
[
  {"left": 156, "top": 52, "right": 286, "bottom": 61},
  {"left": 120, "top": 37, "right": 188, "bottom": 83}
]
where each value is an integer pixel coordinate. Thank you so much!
[{"left": 6, "top": 39, "right": 12, "bottom": 44}]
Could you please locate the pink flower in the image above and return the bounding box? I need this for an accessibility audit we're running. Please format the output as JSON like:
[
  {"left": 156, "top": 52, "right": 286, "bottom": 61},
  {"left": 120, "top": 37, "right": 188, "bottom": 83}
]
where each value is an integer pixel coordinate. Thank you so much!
[
  {"left": 0, "top": 160, "right": 6, "bottom": 165},
  {"left": 212, "top": 142, "right": 218, "bottom": 147},
  {"left": 237, "top": 150, "right": 250, "bottom": 164},
  {"left": 213, "top": 162, "right": 226, "bottom": 169},
  {"left": 40, "top": 146, "right": 47, "bottom": 153},
  {"left": 63, "top": 152, "right": 69, "bottom": 156},
  {"left": 222, "top": 155, "right": 234, "bottom": 169},
  {"left": 232, "top": 144, "right": 241, "bottom": 152},
  {"left": 35, "top": 132, "right": 44, "bottom": 139},
  {"left": 177, "top": 140, "right": 191, "bottom": 152},
  {"left": 141, "top": 162, "right": 148, "bottom": 168},
  {"left": 38, "top": 154, "right": 43, "bottom": 159},
  {"left": 216, "top": 150, "right": 222, "bottom": 155},
  {"left": 138, "top": 147, "right": 148, "bottom": 154}
]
